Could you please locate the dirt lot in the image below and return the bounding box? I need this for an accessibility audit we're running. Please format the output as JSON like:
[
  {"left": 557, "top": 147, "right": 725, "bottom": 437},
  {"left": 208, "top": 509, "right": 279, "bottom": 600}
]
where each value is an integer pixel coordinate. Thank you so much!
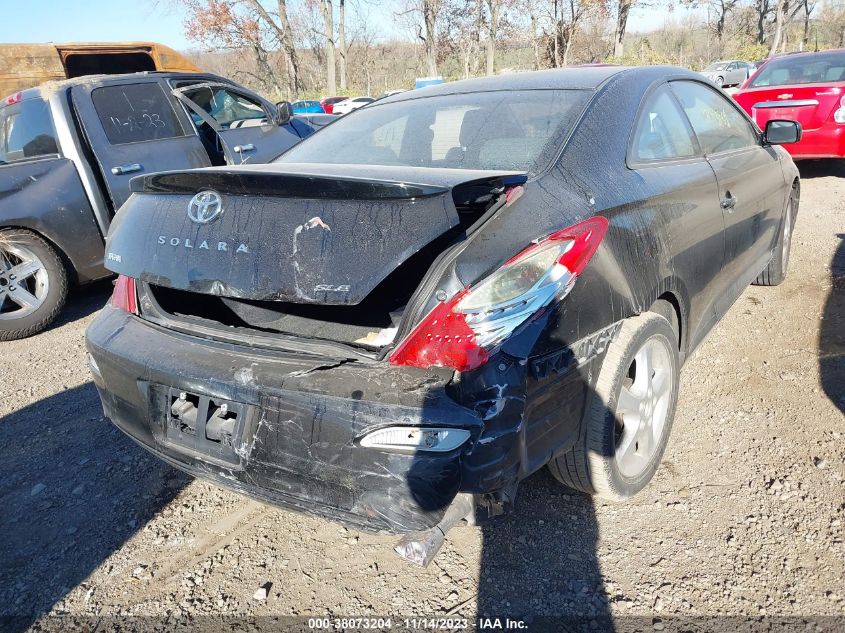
[{"left": 1, "top": 164, "right": 843, "bottom": 631}]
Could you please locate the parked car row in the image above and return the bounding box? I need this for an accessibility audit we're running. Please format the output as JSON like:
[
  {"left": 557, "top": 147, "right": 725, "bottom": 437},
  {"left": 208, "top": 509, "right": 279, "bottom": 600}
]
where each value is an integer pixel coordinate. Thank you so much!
[
  {"left": 697, "top": 49, "right": 845, "bottom": 159},
  {"left": 290, "top": 95, "right": 374, "bottom": 115},
  {"left": 733, "top": 48, "right": 845, "bottom": 160},
  {"left": 82, "top": 65, "right": 802, "bottom": 562},
  {"left": 700, "top": 59, "right": 758, "bottom": 87},
  {"left": 0, "top": 71, "right": 333, "bottom": 339}
]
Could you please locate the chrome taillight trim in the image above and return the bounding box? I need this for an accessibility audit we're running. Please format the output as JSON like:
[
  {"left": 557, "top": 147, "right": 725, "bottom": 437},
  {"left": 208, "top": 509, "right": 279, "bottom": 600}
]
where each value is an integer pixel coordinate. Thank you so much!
[{"left": 457, "top": 267, "right": 576, "bottom": 349}]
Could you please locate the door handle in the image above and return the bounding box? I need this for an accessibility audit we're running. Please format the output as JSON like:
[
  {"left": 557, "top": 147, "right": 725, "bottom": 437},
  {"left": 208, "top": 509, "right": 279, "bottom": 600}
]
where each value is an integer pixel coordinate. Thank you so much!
[
  {"left": 720, "top": 193, "right": 737, "bottom": 211},
  {"left": 111, "top": 163, "right": 142, "bottom": 176},
  {"left": 233, "top": 144, "right": 255, "bottom": 153}
]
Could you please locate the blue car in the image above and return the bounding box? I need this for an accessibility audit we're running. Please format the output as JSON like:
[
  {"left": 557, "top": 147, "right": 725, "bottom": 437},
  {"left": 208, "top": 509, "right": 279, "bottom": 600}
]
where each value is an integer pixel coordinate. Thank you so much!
[{"left": 290, "top": 99, "right": 325, "bottom": 114}]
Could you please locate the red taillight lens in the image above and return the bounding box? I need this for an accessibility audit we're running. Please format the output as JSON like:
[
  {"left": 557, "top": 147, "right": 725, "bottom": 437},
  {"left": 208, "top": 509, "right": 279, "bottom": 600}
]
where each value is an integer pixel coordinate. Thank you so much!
[
  {"left": 5, "top": 92, "right": 21, "bottom": 106},
  {"left": 109, "top": 275, "right": 137, "bottom": 314},
  {"left": 390, "top": 216, "right": 608, "bottom": 372},
  {"left": 388, "top": 289, "right": 489, "bottom": 372}
]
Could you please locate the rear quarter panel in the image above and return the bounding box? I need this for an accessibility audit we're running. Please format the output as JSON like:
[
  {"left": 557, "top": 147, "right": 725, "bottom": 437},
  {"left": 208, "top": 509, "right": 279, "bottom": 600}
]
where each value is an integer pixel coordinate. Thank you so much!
[{"left": 448, "top": 72, "right": 725, "bottom": 364}]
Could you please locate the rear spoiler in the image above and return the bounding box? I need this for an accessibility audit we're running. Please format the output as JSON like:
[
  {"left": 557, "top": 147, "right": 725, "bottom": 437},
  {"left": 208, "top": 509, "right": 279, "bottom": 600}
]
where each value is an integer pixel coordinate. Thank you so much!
[{"left": 130, "top": 169, "right": 528, "bottom": 201}]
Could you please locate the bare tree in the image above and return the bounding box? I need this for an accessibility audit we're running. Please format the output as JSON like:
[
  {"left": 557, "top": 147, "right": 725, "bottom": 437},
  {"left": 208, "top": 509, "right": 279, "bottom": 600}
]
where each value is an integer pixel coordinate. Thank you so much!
[
  {"left": 320, "top": 0, "right": 337, "bottom": 93},
  {"left": 180, "top": 0, "right": 305, "bottom": 95},
  {"left": 529, "top": 3, "right": 542, "bottom": 68},
  {"left": 754, "top": 0, "right": 772, "bottom": 44},
  {"left": 484, "top": 0, "right": 502, "bottom": 74},
  {"left": 547, "top": 0, "right": 606, "bottom": 67},
  {"left": 613, "top": 0, "right": 633, "bottom": 56},
  {"left": 338, "top": 0, "right": 348, "bottom": 90},
  {"left": 397, "top": 0, "right": 441, "bottom": 76},
  {"left": 768, "top": 0, "right": 788, "bottom": 55},
  {"left": 444, "top": 0, "right": 485, "bottom": 78},
  {"left": 246, "top": 0, "right": 303, "bottom": 93}
]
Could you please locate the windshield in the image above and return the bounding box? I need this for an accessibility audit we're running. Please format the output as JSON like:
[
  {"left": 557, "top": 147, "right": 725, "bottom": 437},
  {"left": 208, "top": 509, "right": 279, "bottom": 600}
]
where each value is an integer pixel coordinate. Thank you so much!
[
  {"left": 705, "top": 62, "right": 730, "bottom": 71},
  {"left": 276, "top": 89, "right": 591, "bottom": 174},
  {"left": 748, "top": 51, "right": 845, "bottom": 87}
]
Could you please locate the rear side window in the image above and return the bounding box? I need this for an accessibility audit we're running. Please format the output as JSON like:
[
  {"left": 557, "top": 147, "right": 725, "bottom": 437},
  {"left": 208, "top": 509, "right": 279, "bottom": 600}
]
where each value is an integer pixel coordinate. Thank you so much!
[
  {"left": 92, "top": 83, "right": 185, "bottom": 145},
  {"left": 671, "top": 81, "right": 758, "bottom": 154},
  {"left": 632, "top": 86, "right": 698, "bottom": 162},
  {"left": 0, "top": 100, "right": 59, "bottom": 164}
]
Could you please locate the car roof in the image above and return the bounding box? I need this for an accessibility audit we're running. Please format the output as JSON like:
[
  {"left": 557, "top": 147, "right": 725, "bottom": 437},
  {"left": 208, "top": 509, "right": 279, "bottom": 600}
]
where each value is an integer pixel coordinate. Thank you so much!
[
  {"left": 768, "top": 47, "right": 845, "bottom": 60},
  {"left": 12, "top": 71, "right": 230, "bottom": 101},
  {"left": 383, "top": 66, "right": 699, "bottom": 104}
]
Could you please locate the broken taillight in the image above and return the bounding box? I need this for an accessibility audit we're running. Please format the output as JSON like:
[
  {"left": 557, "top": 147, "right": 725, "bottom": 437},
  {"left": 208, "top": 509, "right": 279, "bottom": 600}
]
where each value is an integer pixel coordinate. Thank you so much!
[
  {"left": 390, "top": 216, "right": 609, "bottom": 372},
  {"left": 109, "top": 275, "right": 138, "bottom": 314}
]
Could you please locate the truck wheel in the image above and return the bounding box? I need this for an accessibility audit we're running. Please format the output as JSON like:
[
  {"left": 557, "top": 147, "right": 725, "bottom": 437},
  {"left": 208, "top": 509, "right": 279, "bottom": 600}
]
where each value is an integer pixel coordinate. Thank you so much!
[
  {"left": 0, "top": 229, "right": 68, "bottom": 341},
  {"left": 549, "top": 312, "right": 680, "bottom": 501},
  {"left": 753, "top": 186, "right": 797, "bottom": 287}
]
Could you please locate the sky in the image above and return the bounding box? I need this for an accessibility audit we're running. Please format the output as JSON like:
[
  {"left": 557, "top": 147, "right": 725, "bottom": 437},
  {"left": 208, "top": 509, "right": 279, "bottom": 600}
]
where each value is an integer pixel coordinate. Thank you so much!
[{"left": 0, "top": 0, "right": 697, "bottom": 52}]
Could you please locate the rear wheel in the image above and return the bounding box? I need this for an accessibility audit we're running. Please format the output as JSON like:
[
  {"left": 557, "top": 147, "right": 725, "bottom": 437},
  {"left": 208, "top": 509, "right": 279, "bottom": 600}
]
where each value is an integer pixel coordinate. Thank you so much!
[
  {"left": 549, "top": 312, "right": 680, "bottom": 501},
  {"left": 753, "top": 186, "right": 797, "bottom": 286},
  {"left": 0, "top": 229, "right": 68, "bottom": 341}
]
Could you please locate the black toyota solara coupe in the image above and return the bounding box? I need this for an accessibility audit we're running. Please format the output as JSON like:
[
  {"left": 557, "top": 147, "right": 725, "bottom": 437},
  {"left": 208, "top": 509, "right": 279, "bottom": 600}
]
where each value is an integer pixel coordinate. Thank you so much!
[{"left": 86, "top": 66, "right": 800, "bottom": 563}]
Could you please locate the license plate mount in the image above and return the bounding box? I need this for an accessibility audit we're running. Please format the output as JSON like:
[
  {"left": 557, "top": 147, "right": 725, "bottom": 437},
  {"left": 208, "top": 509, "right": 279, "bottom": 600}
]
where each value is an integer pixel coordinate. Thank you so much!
[{"left": 151, "top": 385, "right": 257, "bottom": 469}]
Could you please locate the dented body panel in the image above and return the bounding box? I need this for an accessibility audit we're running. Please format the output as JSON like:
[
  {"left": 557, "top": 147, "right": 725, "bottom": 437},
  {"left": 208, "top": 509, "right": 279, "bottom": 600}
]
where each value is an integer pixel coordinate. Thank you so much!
[
  {"left": 87, "top": 66, "right": 799, "bottom": 532},
  {"left": 107, "top": 166, "right": 524, "bottom": 303},
  {"left": 87, "top": 306, "right": 600, "bottom": 532}
]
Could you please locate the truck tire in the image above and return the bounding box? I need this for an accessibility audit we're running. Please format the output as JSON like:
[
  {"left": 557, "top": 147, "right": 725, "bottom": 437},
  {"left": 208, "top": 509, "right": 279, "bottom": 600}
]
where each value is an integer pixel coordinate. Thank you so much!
[
  {"left": 0, "top": 229, "right": 68, "bottom": 341},
  {"left": 549, "top": 312, "right": 680, "bottom": 501},
  {"left": 754, "top": 185, "right": 797, "bottom": 287}
]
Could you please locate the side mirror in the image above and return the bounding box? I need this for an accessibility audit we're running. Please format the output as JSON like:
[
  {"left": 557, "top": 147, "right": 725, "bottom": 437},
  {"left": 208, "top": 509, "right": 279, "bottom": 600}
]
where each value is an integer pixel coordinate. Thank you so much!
[
  {"left": 275, "top": 101, "right": 293, "bottom": 126},
  {"left": 763, "top": 119, "right": 802, "bottom": 145}
]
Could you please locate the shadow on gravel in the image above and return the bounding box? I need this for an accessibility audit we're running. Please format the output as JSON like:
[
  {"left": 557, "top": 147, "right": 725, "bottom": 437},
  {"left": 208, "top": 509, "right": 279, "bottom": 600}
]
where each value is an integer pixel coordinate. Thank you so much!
[
  {"left": 795, "top": 159, "right": 845, "bottom": 180},
  {"left": 820, "top": 234, "right": 845, "bottom": 414},
  {"left": 0, "top": 382, "right": 189, "bottom": 632},
  {"left": 477, "top": 471, "right": 613, "bottom": 631},
  {"left": 49, "top": 279, "right": 113, "bottom": 330}
]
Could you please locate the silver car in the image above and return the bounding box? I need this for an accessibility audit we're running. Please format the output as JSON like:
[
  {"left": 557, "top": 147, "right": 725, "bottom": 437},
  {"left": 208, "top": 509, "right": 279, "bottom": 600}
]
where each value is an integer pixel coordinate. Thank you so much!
[{"left": 700, "top": 60, "right": 753, "bottom": 88}]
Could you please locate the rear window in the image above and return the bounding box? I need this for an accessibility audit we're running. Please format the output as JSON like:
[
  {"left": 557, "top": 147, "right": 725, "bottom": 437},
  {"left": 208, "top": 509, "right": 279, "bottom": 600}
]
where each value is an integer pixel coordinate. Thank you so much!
[
  {"left": 748, "top": 51, "right": 845, "bottom": 87},
  {"left": 0, "top": 99, "right": 59, "bottom": 164},
  {"left": 91, "top": 83, "right": 185, "bottom": 145},
  {"left": 276, "top": 89, "right": 592, "bottom": 175}
]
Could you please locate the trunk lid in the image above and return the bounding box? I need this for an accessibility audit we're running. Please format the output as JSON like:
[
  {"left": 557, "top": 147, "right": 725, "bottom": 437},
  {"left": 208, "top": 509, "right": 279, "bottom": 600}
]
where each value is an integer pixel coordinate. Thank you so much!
[
  {"left": 105, "top": 164, "right": 525, "bottom": 304},
  {"left": 734, "top": 83, "right": 845, "bottom": 131}
]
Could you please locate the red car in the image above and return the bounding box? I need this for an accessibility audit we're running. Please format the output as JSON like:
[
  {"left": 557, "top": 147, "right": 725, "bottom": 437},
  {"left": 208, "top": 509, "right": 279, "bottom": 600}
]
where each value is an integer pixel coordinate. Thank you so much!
[
  {"left": 319, "top": 96, "right": 348, "bottom": 114},
  {"left": 733, "top": 49, "right": 845, "bottom": 159}
]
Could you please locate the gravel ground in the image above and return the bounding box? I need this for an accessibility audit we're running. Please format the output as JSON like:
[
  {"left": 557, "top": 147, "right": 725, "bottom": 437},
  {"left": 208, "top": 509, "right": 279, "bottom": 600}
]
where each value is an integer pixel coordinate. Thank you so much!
[{"left": 0, "top": 165, "right": 842, "bottom": 631}]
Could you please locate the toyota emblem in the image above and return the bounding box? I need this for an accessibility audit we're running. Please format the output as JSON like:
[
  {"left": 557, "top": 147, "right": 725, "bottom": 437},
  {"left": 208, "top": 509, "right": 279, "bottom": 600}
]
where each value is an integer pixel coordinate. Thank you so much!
[{"left": 187, "top": 191, "right": 224, "bottom": 224}]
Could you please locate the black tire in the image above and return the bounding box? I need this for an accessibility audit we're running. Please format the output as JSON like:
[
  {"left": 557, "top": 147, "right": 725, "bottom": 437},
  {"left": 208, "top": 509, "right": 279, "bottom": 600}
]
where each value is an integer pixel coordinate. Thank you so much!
[
  {"left": 753, "top": 185, "right": 798, "bottom": 287},
  {"left": 0, "top": 229, "right": 68, "bottom": 341},
  {"left": 549, "top": 312, "right": 680, "bottom": 501},
  {"left": 715, "top": 76, "right": 725, "bottom": 88}
]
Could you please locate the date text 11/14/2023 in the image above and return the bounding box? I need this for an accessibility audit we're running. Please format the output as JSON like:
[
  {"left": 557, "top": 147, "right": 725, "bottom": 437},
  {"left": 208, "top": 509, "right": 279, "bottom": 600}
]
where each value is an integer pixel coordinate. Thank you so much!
[{"left": 306, "top": 618, "right": 528, "bottom": 630}]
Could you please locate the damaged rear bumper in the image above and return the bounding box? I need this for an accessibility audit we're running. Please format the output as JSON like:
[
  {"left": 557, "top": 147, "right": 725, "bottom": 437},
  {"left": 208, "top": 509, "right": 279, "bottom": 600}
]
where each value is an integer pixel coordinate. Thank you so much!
[
  {"left": 86, "top": 307, "right": 597, "bottom": 534},
  {"left": 86, "top": 307, "right": 485, "bottom": 534}
]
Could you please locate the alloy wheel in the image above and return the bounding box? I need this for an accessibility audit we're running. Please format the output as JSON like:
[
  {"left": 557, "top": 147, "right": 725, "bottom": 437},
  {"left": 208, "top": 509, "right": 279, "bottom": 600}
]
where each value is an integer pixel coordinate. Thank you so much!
[
  {"left": 0, "top": 243, "right": 50, "bottom": 320},
  {"left": 614, "top": 336, "right": 674, "bottom": 478}
]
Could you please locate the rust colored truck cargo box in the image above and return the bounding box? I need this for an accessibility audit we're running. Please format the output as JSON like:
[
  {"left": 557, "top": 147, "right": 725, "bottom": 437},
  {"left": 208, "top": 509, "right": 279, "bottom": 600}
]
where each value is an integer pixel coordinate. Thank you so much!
[{"left": 0, "top": 42, "right": 200, "bottom": 97}]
